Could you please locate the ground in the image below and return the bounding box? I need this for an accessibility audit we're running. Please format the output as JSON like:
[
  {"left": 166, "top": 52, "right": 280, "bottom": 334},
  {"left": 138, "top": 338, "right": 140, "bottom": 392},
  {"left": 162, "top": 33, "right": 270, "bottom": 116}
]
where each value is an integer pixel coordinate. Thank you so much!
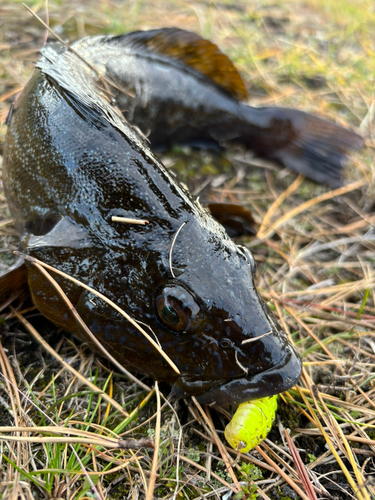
[{"left": 0, "top": 0, "right": 374, "bottom": 499}]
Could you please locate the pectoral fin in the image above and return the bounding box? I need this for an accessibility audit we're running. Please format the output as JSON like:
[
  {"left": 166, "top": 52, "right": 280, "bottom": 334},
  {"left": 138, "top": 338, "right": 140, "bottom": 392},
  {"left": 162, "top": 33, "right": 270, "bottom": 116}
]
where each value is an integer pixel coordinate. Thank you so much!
[{"left": 26, "top": 216, "right": 93, "bottom": 251}]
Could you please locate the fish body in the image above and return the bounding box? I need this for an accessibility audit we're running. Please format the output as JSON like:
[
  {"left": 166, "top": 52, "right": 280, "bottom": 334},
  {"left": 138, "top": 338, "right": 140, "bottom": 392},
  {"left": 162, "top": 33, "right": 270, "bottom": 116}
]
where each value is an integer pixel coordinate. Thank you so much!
[
  {"left": 66, "top": 28, "right": 363, "bottom": 187},
  {"left": 1, "top": 28, "right": 326, "bottom": 406}
]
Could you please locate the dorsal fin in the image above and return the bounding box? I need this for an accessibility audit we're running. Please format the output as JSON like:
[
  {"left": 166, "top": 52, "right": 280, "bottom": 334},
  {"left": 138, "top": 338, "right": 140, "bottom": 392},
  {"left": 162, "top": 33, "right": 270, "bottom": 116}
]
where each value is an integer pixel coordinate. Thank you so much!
[{"left": 109, "top": 28, "right": 248, "bottom": 101}]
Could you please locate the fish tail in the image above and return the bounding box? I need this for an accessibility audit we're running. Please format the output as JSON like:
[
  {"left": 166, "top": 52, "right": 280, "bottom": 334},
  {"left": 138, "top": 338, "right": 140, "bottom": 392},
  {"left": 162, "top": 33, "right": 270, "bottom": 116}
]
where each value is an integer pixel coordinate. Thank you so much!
[{"left": 239, "top": 106, "right": 363, "bottom": 187}]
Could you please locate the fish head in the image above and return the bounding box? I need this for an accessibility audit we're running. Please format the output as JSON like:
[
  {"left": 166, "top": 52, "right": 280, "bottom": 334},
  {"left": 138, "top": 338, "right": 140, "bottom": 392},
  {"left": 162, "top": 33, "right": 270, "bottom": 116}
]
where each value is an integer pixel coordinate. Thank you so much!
[{"left": 148, "top": 217, "right": 302, "bottom": 406}]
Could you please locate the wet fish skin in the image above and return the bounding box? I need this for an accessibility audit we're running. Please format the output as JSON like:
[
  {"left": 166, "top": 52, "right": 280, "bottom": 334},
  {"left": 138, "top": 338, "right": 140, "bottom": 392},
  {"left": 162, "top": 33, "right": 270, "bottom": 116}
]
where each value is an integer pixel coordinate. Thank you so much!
[
  {"left": 69, "top": 28, "right": 363, "bottom": 187},
  {"left": 3, "top": 64, "right": 301, "bottom": 405}
]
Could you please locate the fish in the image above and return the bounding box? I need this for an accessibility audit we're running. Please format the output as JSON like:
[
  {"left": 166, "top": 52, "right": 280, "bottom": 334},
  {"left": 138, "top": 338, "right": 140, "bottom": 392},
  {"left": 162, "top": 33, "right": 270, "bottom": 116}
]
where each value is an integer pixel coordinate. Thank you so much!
[
  {"left": 60, "top": 28, "right": 363, "bottom": 188},
  {"left": 4, "top": 28, "right": 348, "bottom": 408}
]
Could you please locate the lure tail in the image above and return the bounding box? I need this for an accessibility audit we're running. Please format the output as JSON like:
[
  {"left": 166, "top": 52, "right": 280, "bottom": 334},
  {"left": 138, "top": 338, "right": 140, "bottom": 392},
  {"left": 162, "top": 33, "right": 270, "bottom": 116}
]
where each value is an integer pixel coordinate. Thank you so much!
[{"left": 236, "top": 106, "right": 363, "bottom": 187}]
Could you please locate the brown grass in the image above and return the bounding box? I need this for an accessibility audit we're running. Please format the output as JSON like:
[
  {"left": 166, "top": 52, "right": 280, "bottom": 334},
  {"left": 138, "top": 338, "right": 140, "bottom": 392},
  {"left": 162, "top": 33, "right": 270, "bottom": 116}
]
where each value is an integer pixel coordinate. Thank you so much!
[{"left": 0, "top": 0, "right": 374, "bottom": 499}]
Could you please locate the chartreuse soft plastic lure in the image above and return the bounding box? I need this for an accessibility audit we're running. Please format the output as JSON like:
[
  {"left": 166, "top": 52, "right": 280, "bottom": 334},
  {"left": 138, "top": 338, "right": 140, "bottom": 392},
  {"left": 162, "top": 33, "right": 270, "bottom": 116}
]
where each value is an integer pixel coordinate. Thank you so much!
[{"left": 224, "top": 395, "right": 278, "bottom": 453}]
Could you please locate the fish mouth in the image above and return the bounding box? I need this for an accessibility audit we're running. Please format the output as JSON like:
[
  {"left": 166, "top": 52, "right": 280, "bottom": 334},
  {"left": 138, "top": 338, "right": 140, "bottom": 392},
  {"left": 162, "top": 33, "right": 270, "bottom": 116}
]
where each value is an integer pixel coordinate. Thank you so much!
[{"left": 175, "top": 343, "right": 302, "bottom": 406}]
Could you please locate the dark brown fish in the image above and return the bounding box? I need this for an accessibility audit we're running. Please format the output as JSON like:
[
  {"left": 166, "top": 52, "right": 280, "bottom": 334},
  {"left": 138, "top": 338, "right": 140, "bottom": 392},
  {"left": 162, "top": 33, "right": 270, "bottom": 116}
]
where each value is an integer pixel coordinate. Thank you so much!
[{"left": 3, "top": 27, "right": 343, "bottom": 406}]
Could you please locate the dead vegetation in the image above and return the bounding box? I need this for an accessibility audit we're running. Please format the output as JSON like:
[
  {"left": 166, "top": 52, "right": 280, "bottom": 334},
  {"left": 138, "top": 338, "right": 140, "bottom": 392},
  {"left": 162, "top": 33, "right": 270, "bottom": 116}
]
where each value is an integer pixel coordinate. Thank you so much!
[{"left": 0, "top": 0, "right": 374, "bottom": 499}]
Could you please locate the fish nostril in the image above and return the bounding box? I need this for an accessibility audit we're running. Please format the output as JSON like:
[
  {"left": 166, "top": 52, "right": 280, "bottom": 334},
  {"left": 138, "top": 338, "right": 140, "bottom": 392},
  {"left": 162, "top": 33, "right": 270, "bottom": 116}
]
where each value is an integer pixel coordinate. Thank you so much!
[{"left": 219, "top": 338, "right": 233, "bottom": 349}]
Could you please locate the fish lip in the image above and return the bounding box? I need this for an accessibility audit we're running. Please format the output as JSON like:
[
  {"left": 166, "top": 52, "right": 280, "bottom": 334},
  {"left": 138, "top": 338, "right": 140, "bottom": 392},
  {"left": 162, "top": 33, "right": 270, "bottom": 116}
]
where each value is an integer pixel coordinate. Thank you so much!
[{"left": 194, "top": 345, "right": 302, "bottom": 406}]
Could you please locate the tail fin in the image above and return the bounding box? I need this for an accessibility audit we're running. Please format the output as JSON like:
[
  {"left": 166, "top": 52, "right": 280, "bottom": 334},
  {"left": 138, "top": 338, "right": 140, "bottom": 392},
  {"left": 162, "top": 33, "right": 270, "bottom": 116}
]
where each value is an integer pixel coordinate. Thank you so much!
[{"left": 242, "top": 107, "right": 363, "bottom": 187}]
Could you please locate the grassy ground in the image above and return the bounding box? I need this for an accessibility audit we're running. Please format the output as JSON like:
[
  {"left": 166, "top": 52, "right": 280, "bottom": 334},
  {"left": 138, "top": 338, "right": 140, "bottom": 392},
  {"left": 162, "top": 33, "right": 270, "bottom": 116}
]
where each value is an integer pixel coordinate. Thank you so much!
[{"left": 0, "top": 0, "right": 375, "bottom": 499}]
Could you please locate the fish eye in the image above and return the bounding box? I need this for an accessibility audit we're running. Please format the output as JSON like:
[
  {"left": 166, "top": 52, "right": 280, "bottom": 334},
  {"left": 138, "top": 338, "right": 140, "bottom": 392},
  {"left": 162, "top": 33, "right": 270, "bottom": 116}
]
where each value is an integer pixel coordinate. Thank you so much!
[
  {"left": 155, "top": 285, "right": 200, "bottom": 334},
  {"left": 160, "top": 304, "right": 180, "bottom": 325},
  {"left": 219, "top": 338, "right": 233, "bottom": 349}
]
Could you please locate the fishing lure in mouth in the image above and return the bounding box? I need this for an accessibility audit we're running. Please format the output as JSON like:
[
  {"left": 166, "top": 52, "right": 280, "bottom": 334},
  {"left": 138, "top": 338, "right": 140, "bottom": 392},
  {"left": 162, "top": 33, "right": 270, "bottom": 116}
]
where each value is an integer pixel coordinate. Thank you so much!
[{"left": 224, "top": 395, "right": 278, "bottom": 453}]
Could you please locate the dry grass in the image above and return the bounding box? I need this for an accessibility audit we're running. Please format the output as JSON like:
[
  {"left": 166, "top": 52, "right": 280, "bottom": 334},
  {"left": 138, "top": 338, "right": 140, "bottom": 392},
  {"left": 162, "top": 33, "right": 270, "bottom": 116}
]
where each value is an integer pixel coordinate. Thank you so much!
[{"left": 0, "top": 0, "right": 375, "bottom": 499}]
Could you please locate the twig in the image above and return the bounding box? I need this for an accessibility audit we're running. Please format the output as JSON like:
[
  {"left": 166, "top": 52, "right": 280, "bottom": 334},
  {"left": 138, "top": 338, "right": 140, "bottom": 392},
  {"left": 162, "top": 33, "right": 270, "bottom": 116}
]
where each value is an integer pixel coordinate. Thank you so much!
[
  {"left": 146, "top": 381, "right": 161, "bottom": 500},
  {"left": 191, "top": 397, "right": 241, "bottom": 491},
  {"left": 255, "top": 445, "right": 311, "bottom": 500},
  {"left": 284, "top": 431, "right": 319, "bottom": 500},
  {"left": 112, "top": 216, "right": 149, "bottom": 225}
]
